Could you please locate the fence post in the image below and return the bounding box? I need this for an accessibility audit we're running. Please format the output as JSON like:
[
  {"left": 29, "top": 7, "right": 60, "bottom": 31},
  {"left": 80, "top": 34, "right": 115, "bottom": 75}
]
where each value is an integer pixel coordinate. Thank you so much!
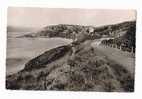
[
  {"left": 120, "top": 45, "right": 122, "bottom": 51},
  {"left": 131, "top": 46, "right": 134, "bottom": 53}
]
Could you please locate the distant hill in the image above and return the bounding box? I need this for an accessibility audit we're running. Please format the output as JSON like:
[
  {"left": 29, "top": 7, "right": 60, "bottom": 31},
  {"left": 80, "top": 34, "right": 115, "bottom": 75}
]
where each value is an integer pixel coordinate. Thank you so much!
[
  {"left": 94, "top": 21, "right": 136, "bottom": 37},
  {"left": 20, "top": 21, "right": 136, "bottom": 40},
  {"left": 7, "top": 26, "right": 36, "bottom": 32}
]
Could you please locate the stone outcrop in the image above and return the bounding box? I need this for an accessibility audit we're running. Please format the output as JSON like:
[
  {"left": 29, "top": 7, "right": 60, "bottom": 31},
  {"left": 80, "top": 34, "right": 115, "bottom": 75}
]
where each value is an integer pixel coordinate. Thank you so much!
[{"left": 24, "top": 45, "right": 72, "bottom": 71}]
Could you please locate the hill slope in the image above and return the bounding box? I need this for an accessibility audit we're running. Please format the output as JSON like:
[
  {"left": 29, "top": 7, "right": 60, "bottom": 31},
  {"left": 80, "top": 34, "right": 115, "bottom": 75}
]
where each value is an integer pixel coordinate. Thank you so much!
[
  {"left": 101, "top": 22, "right": 136, "bottom": 52},
  {"left": 6, "top": 41, "right": 134, "bottom": 91}
]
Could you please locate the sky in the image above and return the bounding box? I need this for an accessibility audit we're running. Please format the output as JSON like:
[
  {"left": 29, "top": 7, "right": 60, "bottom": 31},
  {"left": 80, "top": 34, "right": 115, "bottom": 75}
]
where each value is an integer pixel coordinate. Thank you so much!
[{"left": 7, "top": 7, "right": 136, "bottom": 28}]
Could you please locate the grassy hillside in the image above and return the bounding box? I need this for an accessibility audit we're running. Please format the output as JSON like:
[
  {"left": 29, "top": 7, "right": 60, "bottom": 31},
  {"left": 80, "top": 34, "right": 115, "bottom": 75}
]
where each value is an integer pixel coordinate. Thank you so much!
[
  {"left": 6, "top": 41, "right": 134, "bottom": 91},
  {"left": 101, "top": 22, "right": 136, "bottom": 52}
]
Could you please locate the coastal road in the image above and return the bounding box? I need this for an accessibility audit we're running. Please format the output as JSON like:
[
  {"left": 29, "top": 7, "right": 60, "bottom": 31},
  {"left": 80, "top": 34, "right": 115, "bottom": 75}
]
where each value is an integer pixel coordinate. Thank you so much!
[{"left": 91, "top": 38, "right": 135, "bottom": 75}]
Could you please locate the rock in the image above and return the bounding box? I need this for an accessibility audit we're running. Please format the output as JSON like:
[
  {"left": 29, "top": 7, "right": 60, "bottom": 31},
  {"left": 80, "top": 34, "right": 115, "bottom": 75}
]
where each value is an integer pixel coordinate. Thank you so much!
[{"left": 24, "top": 45, "right": 71, "bottom": 71}]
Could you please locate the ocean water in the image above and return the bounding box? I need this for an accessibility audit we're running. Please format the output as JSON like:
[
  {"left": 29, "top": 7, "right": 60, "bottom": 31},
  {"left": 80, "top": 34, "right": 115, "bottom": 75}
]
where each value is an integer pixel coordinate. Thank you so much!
[{"left": 6, "top": 32, "right": 72, "bottom": 75}]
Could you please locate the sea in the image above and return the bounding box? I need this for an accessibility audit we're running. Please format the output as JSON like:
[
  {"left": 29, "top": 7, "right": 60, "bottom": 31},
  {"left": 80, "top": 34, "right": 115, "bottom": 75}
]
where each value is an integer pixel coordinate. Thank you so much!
[{"left": 6, "top": 32, "right": 72, "bottom": 75}]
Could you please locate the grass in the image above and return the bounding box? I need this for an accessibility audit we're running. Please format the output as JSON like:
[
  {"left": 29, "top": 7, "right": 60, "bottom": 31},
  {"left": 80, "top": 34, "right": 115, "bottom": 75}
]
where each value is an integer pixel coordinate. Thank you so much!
[{"left": 6, "top": 41, "right": 134, "bottom": 91}]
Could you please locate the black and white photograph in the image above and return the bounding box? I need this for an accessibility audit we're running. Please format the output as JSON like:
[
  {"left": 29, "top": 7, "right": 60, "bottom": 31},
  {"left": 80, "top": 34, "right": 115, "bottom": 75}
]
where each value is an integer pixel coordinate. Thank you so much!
[{"left": 6, "top": 7, "right": 136, "bottom": 92}]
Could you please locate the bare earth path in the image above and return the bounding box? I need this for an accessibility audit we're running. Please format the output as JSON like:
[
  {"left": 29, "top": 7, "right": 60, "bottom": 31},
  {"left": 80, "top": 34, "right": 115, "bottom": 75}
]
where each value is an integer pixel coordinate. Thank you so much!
[{"left": 91, "top": 39, "right": 135, "bottom": 76}]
